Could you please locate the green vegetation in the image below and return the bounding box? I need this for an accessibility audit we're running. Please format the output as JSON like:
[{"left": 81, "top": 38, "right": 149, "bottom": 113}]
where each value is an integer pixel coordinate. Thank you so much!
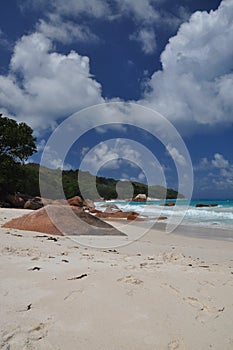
[
  {"left": 0, "top": 114, "right": 183, "bottom": 201},
  {"left": 0, "top": 114, "right": 37, "bottom": 194},
  {"left": 20, "top": 163, "right": 184, "bottom": 200}
]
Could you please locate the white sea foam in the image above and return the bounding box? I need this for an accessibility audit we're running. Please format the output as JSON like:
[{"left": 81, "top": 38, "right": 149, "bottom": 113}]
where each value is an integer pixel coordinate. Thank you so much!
[{"left": 95, "top": 201, "right": 233, "bottom": 229}]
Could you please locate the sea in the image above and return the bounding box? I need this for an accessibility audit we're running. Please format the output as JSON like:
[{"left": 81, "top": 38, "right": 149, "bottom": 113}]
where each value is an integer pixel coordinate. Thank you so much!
[{"left": 95, "top": 199, "right": 233, "bottom": 235}]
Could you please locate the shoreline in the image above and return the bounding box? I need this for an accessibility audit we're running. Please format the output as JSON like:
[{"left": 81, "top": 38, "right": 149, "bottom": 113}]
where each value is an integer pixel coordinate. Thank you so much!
[
  {"left": 1, "top": 208, "right": 233, "bottom": 349},
  {"left": 1, "top": 206, "right": 233, "bottom": 242},
  {"left": 95, "top": 198, "right": 233, "bottom": 233}
]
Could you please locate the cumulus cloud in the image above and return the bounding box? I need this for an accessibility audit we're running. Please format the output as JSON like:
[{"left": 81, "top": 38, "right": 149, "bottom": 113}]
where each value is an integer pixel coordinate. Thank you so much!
[
  {"left": 130, "top": 28, "right": 157, "bottom": 54},
  {"left": 212, "top": 153, "right": 229, "bottom": 169},
  {"left": 2, "top": 0, "right": 232, "bottom": 140},
  {"left": 194, "top": 153, "right": 233, "bottom": 192},
  {"left": 21, "top": 0, "right": 186, "bottom": 54},
  {"left": 142, "top": 0, "right": 233, "bottom": 132},
  {"left": 80, "top": 139, "right": 142, "bottom": 173},
  {"left": 0, "top": 32, "right": 103, "bottom": 131},
  {"left": 196, "top": 153, "right": 230, "bottom": 171},
  {"left": 79, "top": 138, "right": 166, "bottom": 186},
  {"left": 41, "top": 145, "right": 72, "bottom": 170}
]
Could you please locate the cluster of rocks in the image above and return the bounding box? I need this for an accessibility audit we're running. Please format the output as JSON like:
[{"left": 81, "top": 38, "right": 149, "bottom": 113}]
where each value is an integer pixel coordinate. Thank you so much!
[
  {"left": 1, "top": 192, "right": 150, "bottom": 210},
  {"left": 0, "top": 193, "right": 95, "bottom": 211},
  {"left": 195, "top": 203, "right": 218, "bottom": 208},
  {"left": 89, "top": 203, "right": 167, "bottom": 222},
  {"left": 132, "top": 194, "right": 147, "bottom": 202},
  {"left": 2, "top": 205, "right": 126, "bottom": 236},
  {"left": 1, "top": 192, "right": 169, "bottom": 236},
  {"left": 1, "top": 193, "right": 168, "bottom": 223}
]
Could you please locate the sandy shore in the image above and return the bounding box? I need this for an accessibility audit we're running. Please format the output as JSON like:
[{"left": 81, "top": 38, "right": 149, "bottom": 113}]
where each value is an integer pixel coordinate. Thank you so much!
[{"left": 1, "top": 208, "right": 233, "bottom": 349}]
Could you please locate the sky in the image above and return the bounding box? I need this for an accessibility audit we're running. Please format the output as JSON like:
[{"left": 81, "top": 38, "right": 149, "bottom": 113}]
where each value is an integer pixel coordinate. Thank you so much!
[{"left": 0, "top": 0, "right": 233, "bottom": 199}]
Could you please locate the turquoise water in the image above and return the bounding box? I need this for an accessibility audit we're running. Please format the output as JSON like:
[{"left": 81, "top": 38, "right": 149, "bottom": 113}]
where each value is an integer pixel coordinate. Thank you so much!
[{"left": 95, "top": 199, "right": 233, "bottom": 230}]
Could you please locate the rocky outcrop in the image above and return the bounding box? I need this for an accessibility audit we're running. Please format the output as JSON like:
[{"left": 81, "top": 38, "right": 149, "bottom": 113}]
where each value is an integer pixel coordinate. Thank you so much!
[
  {"left": 100, "top": 203, "right": 120, "bottom": 210},
  {"left": 104, "top": 207, "right": 122, "bottom": 214},
  {"left": 156, "top": 216, "right": 168, "bottom": 220},
  {"left": 83, "top": 199, "right": 95, "bottom": 210},
  {"left": 24, "top": 197, "right": 53, "bottom": 210},
  {"left": 6, "top": 194, "right": 25, "bottom": 208},
  {"left": 67, "top": 196, "right": 83, "bottom": 207},
  {"left": 0, "top": 200, "right": 11, "bottom": 208},
  {"left": 126, "top": 213, "right": 143, "bottom": 221},
  {"left": 160, "top": 201, "right": 175, "bottom": 207},
  {"left": 1, "top": 193, "right": 97, "bottom": 210},
  {"left": 132, "top": 194, "right": 147, "bottom": 202},
  {"left": 195, "top": 203, "right": 218, "bottom": 208},
  {"left": 3, "top": 205, "right": 126, "bottom": 236},
  {"left": 96, "top": 211, "right": 140, "bottom": 220},
  {"left": 51, "top": 199, "right": 67, "bottom": 206}
]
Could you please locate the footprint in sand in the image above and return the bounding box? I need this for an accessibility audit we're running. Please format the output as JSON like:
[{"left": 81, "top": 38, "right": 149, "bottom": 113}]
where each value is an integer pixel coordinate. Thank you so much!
[
  {"left": 183, "top": 296, "right": 204, "bottom": 309},
  {"left": 1, "top": 320, "right": 51, "bottom": 349},
  {"left": 162, "top": 283, "right": 180, "bottom": 294},
  {"left": 81, "top": 253, "right": 94, "bottom": 260},
  {"left": 117, "top": 275, "right": 143, "bottom": 285},
  {"left": 124, "top": 264, "right": 137, "bottom": 270},
  {"left": 168, "top": 338, "right": 185, "bottom": 349},
  {"left": 198, "top": 280, "right": 215, "bottom": 287},
  {"left": 183, "top": 296, "right": 225, "bottom": 324},
  {"left": 223, "top": 279, "right": 233, "bottom": 286},
  {"left": 139, "top": 261, "right": 160, "bottom": 270},
  {"left": 162, "top": 252, "right": 186, "bottom": 263}
]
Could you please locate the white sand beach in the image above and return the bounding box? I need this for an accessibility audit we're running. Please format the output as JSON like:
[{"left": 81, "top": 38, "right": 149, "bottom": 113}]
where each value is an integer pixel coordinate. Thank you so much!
[{"left": 1, "top": 208, "right": 233, "bottom": 349}]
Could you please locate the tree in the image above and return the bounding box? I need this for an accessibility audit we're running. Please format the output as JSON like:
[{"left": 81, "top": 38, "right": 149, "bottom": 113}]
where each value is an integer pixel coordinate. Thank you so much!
[{"left": 0, "top": 114, "right": 37, "bottom": 194}]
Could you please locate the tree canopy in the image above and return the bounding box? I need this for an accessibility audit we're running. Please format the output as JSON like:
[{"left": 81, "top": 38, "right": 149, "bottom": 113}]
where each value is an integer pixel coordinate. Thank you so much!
[
  {"left": 0, "top": 114, "right": 37, "bottom": 162},
  {"left": 0, "top": 114, "right": 37, "bottom": 193}
]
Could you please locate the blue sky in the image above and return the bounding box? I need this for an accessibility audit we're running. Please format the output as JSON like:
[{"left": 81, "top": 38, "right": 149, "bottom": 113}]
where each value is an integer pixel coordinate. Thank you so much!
[{"left": 0, "top": 0, "right": 233, "bottom": 198}]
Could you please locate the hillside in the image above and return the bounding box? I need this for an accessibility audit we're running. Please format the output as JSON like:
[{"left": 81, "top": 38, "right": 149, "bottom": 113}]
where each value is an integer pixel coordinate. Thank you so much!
[{"left": 18, "top": 163, "right": 184, "bottom": 200}]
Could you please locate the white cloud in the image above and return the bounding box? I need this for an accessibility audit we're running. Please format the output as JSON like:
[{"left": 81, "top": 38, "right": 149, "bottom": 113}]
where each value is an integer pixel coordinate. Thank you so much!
[
  {"left": 21, "top": 0, "right": 186, "bottom": 54},
  {"left": 53, "top": 0, "right": 109, "bottom": 18},
  {"left": 194, "top": 153, "right": 233, "bottom": 192},
  {"left": 37, "top": 139, "right": 46, "bottom": 152},
  {"left": 166, "top": 144, "right": 187, "bottom": 166},
  {"left": 20, "top": 0, "right": 109, "bottom": 18},
  {"left": 212, "top": 153, "right": 229, "bottom": 169},
  {"left": 130, "top": 28, "right": 157, "bottom": 54},
  {"left": 142, "top": 0, "right": 233, "bottom": 131},
  {"left": 42, "top": 145, "right": 72, "bottom": 170},
  {"left": 80, "top": 147, "right": 90, "bottom": 157},
  {"left": 80, "top": 139, "right": 142, "bottom": 173},
  {"left": 195, "top": 153, "right": 230, "bottom": 171},
  {"left": 37, "top": 14, "right": 99, "bottom": 44},
  {"left": 138, "top": 172, "right": 146, "bottom": 181},
  {"left": 2, "top": 0, "right": 232, "bottom": 140},
  {"left": 77, "top": 137, "right": 167, "bottom": 187},
  {"left": 0, "top": 32, "right": 103, "bottom": 131},
  {"left": 115, "top": 0, "right": 160, "bottom": 25},
  {"left": 211, "top": 165, "right": 233, "bottom": 190},
  {"left": 49, "top": 158, "right": 72, "bottom": 170},
  {"left": 95, "top": 124, "right": 128, "bottom": 134},
  {"left": 0, "top": 29, "right": 10, "bottom": 49}
]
